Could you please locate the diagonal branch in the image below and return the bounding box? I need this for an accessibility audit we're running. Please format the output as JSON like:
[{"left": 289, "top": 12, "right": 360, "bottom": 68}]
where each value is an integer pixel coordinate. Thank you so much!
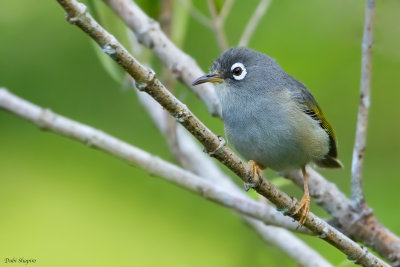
[
  {"left": 103, "top": 0, "right": 221, "bottom": 117},
  {"left": 137, "top": 91, "right": 313, "bottom": 234},
  {"left": 104, "top": 0, "right": 400, "bottom": 265},
  {"left": 351, "top": 0, "right": 375, "bottom": 208},
  {"left": 285, "top": 168, "right": 400, "bottom": 267},
  {"left": 238, "top": 0, "right": 271, "bottom": 47},
  {"left": 177, "top": 0, "right": 213, "bottom": 29},
  {"left": 207, "top": 0, "right": 229, "bottom": 51},
  {"left": 0, "top": 88, "right": 331, "bottom": 267},
  {"left": 54, "top": 1, "right": 388, "bottom": 266}
]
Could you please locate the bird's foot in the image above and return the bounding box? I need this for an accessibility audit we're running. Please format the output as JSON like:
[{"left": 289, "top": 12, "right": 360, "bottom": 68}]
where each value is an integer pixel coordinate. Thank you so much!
[
  {"left": 244, "top": 160, "right": 264, "bottom": 191},
  {"left": 291, "top": 192, "right": 310, "bottom": 226}
]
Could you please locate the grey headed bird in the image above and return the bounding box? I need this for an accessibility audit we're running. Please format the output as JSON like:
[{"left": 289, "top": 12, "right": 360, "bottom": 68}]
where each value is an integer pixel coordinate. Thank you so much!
[{"left": 192, "top": 47, "right": 342, "bottom": 225}]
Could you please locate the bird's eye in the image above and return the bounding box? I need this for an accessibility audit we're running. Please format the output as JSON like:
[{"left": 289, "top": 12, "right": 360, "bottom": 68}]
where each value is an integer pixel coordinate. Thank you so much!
[
  {"left": 232, "top": 67, "right": 242, "bottom": 76},
  {"left": 230, "top": 62, "right": 247, "bottom": 81}
]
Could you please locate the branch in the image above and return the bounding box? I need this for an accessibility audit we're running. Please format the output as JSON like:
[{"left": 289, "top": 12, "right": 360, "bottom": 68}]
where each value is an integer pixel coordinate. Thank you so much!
[
  {"left": 238, "top": 0, "right": 271, "bottom": 47},
  {"left": 0, "top": 88, "right": 331, "bottom": 267},
  {"left": 54, "top": 1, "right": 388, "bottom": 266},
  {"left": 177, "top": 0, "right": 213, "bottom": 29},
  {"left": 207, "top": 0, "right": 229, "bottom": 51},
  {"left": 138, "top": 92, "right": 335, "bottom": 267},
  {"left": 285, "top": 168, "right": 400, "bottom": 266},
  {"left": 101, "top": 0, "right": 400, "bottom": 264},
  {"left": 351, "top": 0, "right": 375, "bottom": 207},
  {"left": 103, "top": 0, "right": 221, "bottom": 117},
  {"left": 137, "top": 91, "right": 312, "bottom": 232},
  {"left": 219, "top": 0, "right": 235, "bottom": 26}
]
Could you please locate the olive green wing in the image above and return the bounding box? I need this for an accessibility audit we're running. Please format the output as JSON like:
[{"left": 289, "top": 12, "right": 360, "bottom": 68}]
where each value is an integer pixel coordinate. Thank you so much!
[
  {"left": 303, "top": 101, "right": 343, "bottom": 168},
  {"left": 293, "top": 84, "right": 343, "bottom": 168},
  {"left": 283, "top": 73, "right": 342, "bottom": 168}
]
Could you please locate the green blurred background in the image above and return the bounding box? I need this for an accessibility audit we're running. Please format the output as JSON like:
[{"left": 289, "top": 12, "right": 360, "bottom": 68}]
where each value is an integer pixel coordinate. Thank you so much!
[{"left": 1, "top": 0, "right": 399, "bottom": 266}]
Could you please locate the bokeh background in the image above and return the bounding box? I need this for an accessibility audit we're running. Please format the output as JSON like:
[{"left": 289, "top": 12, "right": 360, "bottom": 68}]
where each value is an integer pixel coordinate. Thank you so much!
[{"left": 1, "top": 0, "right": 400, "bottom": 266}]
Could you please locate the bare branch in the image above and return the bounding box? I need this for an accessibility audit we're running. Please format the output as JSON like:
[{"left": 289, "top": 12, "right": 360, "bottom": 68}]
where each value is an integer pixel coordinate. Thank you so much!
[
  {"left": 103, "top": 0, "right": 400, "bottom": 264},
  {"left": 246, "top": 220, "right": 331, "bottom": 267},
  {"left": 207, "top": 0, "right": 229, "bottom": 51},
  {"left": 103, "top": 0, "right": 221, "bottom": 117},
  {"left": 137, "top": 92, "right": 338, "bottom": 267},
  {"left": 177, "top": 0, "right": 213, "bottom": 29},
  {"left": 0, "top": 88, "right": 298, "bottom": 231},
  {"left": 285, "top": 168, "right": 400, "bottom": 267},
  {"left": 54, "top": 1, "right": 389, "bottom": 265},
  {"left": 137, "top": 91, "right": 311, "bottom": 232},
  {"left": 351, "top": 0, "right": 375, "bottom": 207},
  {"left": 0, "top": 88, "right": 333, "bottom": 267},
  {"left": 238, "top": 0, "right": 271, "bottom": 47}
]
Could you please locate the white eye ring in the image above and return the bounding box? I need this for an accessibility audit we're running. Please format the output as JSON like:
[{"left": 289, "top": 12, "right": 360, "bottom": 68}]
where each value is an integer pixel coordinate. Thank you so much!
[{"left": 231, "top": 62, "right": 247, "bottom": 81}]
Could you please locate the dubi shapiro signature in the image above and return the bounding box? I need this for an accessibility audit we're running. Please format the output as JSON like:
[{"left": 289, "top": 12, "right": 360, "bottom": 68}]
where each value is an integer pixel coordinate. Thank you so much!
[{"left": 4, "top": 258, "right": 37, "bottom": 265}]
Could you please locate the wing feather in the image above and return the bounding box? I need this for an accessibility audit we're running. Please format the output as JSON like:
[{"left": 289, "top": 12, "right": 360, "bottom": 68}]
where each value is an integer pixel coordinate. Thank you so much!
[{"left": 286, "top": 77, "right": 342, "bottom": 168}]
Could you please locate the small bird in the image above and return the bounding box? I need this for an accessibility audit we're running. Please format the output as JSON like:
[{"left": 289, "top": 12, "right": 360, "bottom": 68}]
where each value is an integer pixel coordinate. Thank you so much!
[{"left": 192, "top": 47, "right": 342, "bottom": 225}]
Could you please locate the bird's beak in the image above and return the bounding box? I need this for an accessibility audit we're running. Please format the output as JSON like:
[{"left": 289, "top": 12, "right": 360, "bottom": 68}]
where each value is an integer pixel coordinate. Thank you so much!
[{"left": 192, "top": 73, "right": 223, "bottom": 86}]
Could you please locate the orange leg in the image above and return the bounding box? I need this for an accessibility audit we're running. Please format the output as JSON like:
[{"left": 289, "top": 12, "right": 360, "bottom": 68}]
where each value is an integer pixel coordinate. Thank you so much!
[
  {"left": 245, "top": 160, "right": 265, "bottom": 191},
  {"left": 292, "top": 166, "right": 310, "bottom": 225}
]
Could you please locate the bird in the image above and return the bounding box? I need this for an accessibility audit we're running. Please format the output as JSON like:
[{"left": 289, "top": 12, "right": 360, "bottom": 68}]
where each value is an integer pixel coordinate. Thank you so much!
[{"left": 192, "top": 47, "right": 342, "bottom": 225}]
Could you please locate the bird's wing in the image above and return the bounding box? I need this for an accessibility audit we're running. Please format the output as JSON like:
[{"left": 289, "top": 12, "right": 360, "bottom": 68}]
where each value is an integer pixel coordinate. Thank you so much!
[
  {"left": 289, "top": 80, "right": 342, "bottom": 168},
  {"left": 303, "top": 101, "right": 337, "bottom": 158}
]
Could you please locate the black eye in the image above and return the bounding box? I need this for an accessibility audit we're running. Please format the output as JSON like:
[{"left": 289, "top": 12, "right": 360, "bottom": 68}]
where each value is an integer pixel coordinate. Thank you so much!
[
  {"left": 232, "top": 67, "right": 242, "bottom": 76},
  {"left": 230, "top": 62, "right": 247, "bottom": 80}
]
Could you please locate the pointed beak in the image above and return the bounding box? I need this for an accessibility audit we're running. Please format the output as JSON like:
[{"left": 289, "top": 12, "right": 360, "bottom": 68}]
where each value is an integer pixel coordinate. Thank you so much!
[{"left": 192, "top": 73, "right": 223, "bottom": 86}]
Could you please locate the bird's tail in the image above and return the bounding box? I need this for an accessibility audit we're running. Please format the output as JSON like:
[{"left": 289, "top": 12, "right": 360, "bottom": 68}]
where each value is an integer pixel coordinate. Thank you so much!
[{"left": 315, "top": 156, "right": 343, "bottom": 169}]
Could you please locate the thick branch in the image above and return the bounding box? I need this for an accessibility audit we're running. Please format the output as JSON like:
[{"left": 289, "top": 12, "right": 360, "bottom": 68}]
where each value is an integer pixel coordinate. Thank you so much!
[
  {"left": 137, "top": 91, "right": 311, "bottom": 233},
  {"left": 1, "top": 88, "right": 331, "bottom": 266},
  {"left": 285, "top": 168, "right": 400, "bottom": 266},
  {"left": 351, "top": 0, "right": 375, "bottom": 207},
  {"left": 109, "top": 0, "right": 400, "bottom": 264},
  {"left": 0, "top": 88, "right": 304, "bottom": 235},
  {"left": 104, "top": 0, "right": 221, "bottom": 117},
  {"left": 138, "top": 92, "right": 334, "bottom": 266},
  {"left": 54, "top": 1, "right": 388, "bottom": 266}
]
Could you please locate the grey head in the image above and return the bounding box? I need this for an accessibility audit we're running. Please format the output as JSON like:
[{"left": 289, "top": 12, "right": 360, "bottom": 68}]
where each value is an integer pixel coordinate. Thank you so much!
[
  {"left": 192, "top": 47, "right": 311, "bottom": 117},
  {"left": 192, "top": 47, "right": 309, "bottom": 104},
  {"left": 193, "top": 47, "right": 294, "bottom": 93}
]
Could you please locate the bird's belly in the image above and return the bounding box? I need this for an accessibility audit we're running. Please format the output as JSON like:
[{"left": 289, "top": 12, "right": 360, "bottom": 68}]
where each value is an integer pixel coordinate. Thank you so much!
[{"left": 225, "top": 112, "right": 329, "bottom": 172}]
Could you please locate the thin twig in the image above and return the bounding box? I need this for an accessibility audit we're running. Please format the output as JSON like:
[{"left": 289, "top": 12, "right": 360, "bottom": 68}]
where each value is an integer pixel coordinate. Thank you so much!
[
  {"left": 219, "top": 0, "right": 235, "bottom": 28},
  {"left": 207, "top": 0, "right": 229, "bottom": 51},
  {"left": 103, "top": 0, "right": 400, "bottom": 264},
  {"left": 238, "top": 0, "right": 271, "bottom": 47},
  {"left": 351, "top": 0, "right": 375, "bottom": 208},
  {"left": 54, "top": 2, "right": 388, "bottom": 265},
  {"left": 177, "top": 0, "right": 213, "bottom": 29}
]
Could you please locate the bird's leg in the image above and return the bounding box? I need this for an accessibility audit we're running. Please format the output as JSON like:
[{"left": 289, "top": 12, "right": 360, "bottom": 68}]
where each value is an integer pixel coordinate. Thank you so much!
[
  {"left": 244, "top": 160, "right": 265, "bottom": 191},
  {"left": 292, "top": 166, "right": 310, "bottom": 225}
]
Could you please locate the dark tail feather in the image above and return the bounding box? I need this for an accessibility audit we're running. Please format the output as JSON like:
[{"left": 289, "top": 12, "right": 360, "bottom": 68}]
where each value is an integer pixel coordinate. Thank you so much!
[{"left": 315, "top": 156, "right": 343, "bottom": 169}]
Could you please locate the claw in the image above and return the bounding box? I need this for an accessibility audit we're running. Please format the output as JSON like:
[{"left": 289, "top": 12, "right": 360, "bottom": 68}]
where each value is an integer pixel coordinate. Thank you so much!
[
  {"left": 291, "top": 166, "right": 310, "bottom": 227},
  {"left": 292, "top": 193, "right": 310, "bottom": 226},
  {"left": 244, "top": 160, "right": 264, "bottom": 191}
]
